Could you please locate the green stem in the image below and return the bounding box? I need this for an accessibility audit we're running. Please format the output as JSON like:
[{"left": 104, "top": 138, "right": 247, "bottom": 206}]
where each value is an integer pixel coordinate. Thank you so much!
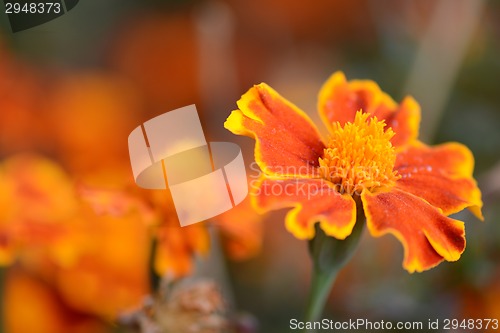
[
  {"left": 303, "top": 200, "right": 365, "bottom": 330},
  {"left": 303, "top": 263, "right": 340, "bottom": 323}
]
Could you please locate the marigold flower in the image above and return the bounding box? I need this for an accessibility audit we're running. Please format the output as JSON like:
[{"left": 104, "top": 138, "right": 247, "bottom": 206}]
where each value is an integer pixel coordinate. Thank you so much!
[
  {"left": 225, "top": 71, "right": 483, "bottom": 273},
  {"left": 0, "top": 155, "right": 152, "bottom": 323},
  {"left": 3, "top": 268, "right": 108, "bottom": 333},
  {"left": 55, "top": 186, "right": 152, "bottom": 320},
  {"left": 148, "top": 189, "right": 262, "bottom": 278},
  {"left": 0, "top": 154, "right": 79, "bottom": 266}
]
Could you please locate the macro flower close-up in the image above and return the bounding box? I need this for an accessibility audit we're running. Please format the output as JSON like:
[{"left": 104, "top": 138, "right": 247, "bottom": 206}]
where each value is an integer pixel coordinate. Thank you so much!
[
  {"left": 225, "top": 71, "right": 483, "bottom": 274},
  {"left": 1, "top": 0, "right": 499, "bottom": 332}
]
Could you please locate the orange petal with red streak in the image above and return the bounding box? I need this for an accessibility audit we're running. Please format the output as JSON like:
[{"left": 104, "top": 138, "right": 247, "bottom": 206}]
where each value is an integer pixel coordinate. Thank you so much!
[
  {"left": 318, "top": 71, "right": 396, "bottom": 128},
  {"left": 362, "top": 188, "right": 466, "bottom": 273},
  {"left": 252, "top": 177, "right": 356, "bottom": 240},
  {"left": 317, "top": 71, "right": 419, "bottom": 147},
  {"left": 385, "top": 96, "right": 421, "bottom": 148},
  {"left": 395, "top": 142, "right": 483, "bottom": 219},
  {"left": 225, "top": 84, "right": 324, "bottom": 177}
]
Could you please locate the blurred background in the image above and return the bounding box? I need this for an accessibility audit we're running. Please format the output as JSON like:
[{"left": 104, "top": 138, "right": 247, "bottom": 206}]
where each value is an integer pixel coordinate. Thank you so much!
[{"left": 0, "top": 0, "right": 499, "bottom": 332}]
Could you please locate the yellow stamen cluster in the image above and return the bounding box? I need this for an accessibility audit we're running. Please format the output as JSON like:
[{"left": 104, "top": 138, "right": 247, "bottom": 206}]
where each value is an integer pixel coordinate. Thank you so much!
[{"left": 319, "top": 111, "right": 400, "bottom": 195}]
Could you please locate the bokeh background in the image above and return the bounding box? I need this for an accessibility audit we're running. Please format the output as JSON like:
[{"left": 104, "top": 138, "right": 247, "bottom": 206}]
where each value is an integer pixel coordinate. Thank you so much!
[{"left": 0, "top": 0, "right": 499, "bottom": 332}]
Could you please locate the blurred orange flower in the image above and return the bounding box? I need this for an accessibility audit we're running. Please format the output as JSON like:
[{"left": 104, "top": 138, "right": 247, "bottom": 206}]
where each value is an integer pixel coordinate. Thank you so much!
[
  {"left": 1, "top": 154, "right": 152, "bottom": 330},
  {"left": 0, "top": 155, "right": 78, "bottom": 266},
  {"left": 0, "top": 31, "right": 264, "bottom": 328},
  {"left": 149, "top": 189, "right": 210, "bottom": 278},
  {"left": 3, "top": 268, "right": 108, "bottom": 333},
  {"left": 225, "top": 71, "right": 483, "bottom": 273},
  {"left": 54, "top": 185, "right": 152, "bottom": 319},
  {"left": 147, "top": 189, "right": 262, "bottom": 278},
  {"left": 0, "top": 153, "right": 262, "bottom": 332},
  {"left": 108, "top": 11, "right": 201, "bottom": 112},
  {"left": 44, "top": 73, "right": 143, "bottom": 182}
]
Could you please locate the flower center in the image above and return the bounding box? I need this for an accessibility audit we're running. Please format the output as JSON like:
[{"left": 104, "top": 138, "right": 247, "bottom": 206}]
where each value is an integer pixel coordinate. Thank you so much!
[{"left": 319, "top": 111, "right": 400, "bottom": 195}]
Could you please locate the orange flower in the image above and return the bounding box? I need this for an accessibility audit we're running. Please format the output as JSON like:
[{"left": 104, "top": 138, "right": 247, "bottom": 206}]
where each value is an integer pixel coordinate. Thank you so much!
[
  {"left": 54, "top": 186, "right": 152, "bottom": 320},
  {"left": 3, "top": 268, "right": 108, "bottom": 333},
  {"left": 146, "top": 190, "right": 210, "bottom": 278},
  {"left": 225, "top": 71, "right": 483, "bottom": 273},
  {"left": 1, "top": 155, "right": 152, "bottom": 325},
  {"left": 0, "top": 154, "right": 79, "bottom": 266},
  {"left": 147, "top": 188, "right": 262, "bottom": 278}
]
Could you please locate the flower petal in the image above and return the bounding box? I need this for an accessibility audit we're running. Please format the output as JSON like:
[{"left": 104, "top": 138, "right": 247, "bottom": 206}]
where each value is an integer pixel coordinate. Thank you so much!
[
  {"left": 318, "top": 71, "right": 396, "bottom": 128},
  {"left": 395, "top": 142, "right": 483, "bottom": 219},
  {"left": 362, "top": 188, "right": 466, "bottom": 273},
  {"left": 155, "top": 223, "right": 209, "bottom": 278},
  {"left": 317, "top": 71, "right": 420, "bottom": 147},
  {"left": 252, "top": 177, "right": 356, "bottom": 240},
  {"left": 225, "top": 84, "right": 324, "bottom": 177},
  {"left": 57, "top": 196, "right": 152, "bottom": 318},
  {"left": 385, "top": 96, "right": 421, "bottom": 148},
  {"left": 3, "top": 154, "right": 78, "bottom": 223}
]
